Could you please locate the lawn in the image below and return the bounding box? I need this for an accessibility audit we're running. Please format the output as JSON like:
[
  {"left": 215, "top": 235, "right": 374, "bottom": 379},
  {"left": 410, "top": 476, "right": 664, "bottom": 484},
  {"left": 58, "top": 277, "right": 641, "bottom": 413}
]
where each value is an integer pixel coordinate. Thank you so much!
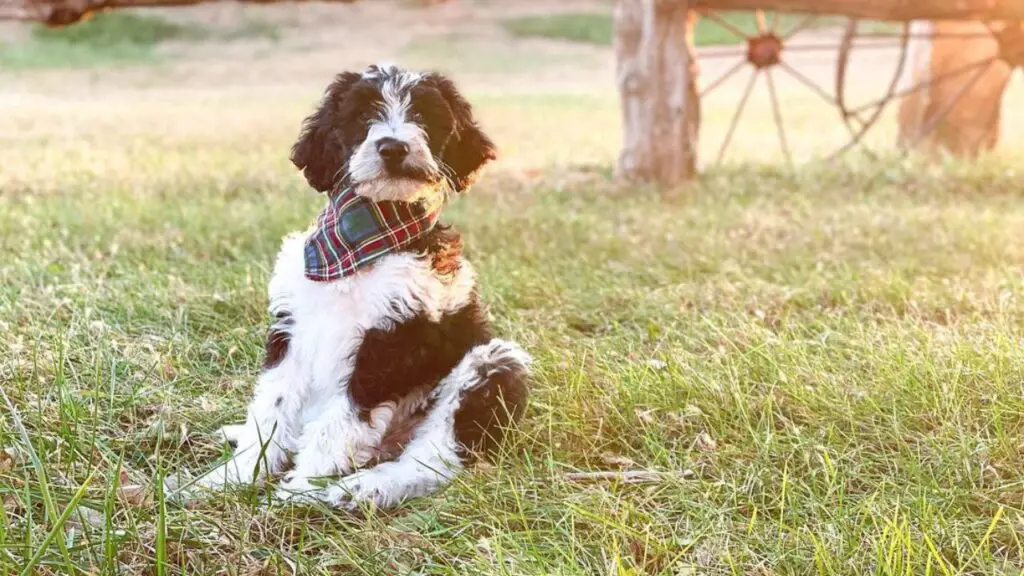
[
  {"left": 503, "top": 11, "right": 824, "bottom": 47},
  {"left": 0, "top": 12, "right": 277, "bottom": 69},
  {"left": 501, "top": 11, "right": 897, "bottom": 47},
  {"left": 3, "top": 3, "right": 1024, "bottom": 574},
  {"left": 3, "top": 99, "right": 1024, "bottom": 572}
]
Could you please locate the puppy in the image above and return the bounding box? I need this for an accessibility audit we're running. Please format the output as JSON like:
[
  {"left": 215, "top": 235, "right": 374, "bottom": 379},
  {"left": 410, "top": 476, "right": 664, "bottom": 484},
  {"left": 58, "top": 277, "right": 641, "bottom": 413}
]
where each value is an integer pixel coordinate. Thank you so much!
[{"left": 172, "top": 64, "right": 529, "bottom": 510}]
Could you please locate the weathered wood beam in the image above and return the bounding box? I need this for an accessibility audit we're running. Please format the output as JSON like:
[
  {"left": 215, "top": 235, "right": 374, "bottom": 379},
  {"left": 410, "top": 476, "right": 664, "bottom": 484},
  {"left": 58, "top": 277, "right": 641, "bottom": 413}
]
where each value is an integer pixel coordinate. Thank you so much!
[{"left": 694, "top": 0, "right": 1024, "bottom": 22}]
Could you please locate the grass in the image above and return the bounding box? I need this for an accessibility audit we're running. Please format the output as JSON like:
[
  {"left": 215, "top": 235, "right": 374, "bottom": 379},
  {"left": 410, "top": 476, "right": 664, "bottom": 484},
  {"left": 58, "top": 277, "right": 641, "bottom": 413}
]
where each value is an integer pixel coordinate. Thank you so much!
[
  {"left": 0, "top": 12, "right": 277, "bottom": 70},
  {"left": 0, "top": 40, "right": 159, "bottom": 69},
  {"left": 30, "top": 12, "right": 207, "bottom": 47},
  {"left": 502, "top": 11, "right": 895, "bottom": 47},
  {"left": 2, "top": 15, "right": 1024, "bottom": 571},
  {"left": 3, "top": 102, "right": 1024, "bottom": 572},
  {"left": 0, "top": 13, "right": 203, "bottom": 69},
  {"left": 503, "top": 12, "right": 615, "bottom": 46},
  {"left": 400, "top": 32, "right": 602, "bottom": 76}
]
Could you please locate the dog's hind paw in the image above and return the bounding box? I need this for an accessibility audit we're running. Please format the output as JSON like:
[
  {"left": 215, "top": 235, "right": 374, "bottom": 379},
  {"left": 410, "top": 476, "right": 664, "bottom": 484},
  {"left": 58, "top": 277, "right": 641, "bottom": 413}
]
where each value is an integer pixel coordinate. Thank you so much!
[{"left": 475, "top": 338, "right": 532, "bottom": 375}]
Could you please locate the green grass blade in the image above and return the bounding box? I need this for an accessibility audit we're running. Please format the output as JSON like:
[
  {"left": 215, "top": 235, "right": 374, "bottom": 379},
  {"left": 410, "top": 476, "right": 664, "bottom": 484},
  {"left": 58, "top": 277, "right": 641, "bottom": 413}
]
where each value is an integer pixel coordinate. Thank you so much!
[{"left": 17, "top": 474, "right": 94, "bottom": 576}]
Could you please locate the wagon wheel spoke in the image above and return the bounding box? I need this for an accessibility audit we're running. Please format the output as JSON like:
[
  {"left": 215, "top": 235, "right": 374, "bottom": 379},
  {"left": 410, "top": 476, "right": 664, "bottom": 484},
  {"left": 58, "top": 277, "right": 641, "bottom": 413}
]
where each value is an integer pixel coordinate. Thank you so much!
[
  {"left": 829, "top": 101, "right": 885, "bottom": 158},
  {"left": 700, "top": 10, "right": 750, "bottom": 41},
  {"left": 700, "top": 48, "right": 754, "bottom": 59},
  {"left": 716, "top": 69, "right": 760, "bottom": 166},
  {"left": 764, "top": 69, "right": 791, "bottom": 166},
  {"left": 907, "top": 58, "right": 996, "bottom": 147},
  {"left": 700, "top": 59, "right": 747, "bottom": 97},
  {"left": 776, "top": 55, "right": 868, "bottom": 149},
  {"left": 755, "top": 9, "right": 767, "bottom": 34},
  {"left": 841, "top": 107, "right": 870, "bottom": 129},
  {"left": 780, "top": 42, "right": 908, "bottom": 52},
  {"left": 776, "top": 59, "right": 870, "bottom": 128},
  {"left": 846, "top": 56, "right": 998, "bottom": 116},
  {"left": 780, "top": 14, "right": 819, "bottom": 41},
  {"left": 970, "top": 87, "right": 1005, "bottom": 150},
  {"left": 777, "top": 60, "right": 838, "bottom": 106}
]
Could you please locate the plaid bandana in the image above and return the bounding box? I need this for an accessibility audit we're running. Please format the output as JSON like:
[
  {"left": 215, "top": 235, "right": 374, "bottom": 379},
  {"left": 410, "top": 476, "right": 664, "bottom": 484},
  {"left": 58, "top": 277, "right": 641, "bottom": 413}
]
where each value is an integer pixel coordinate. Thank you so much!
[{"left": 304, "top": 184, "right": 443, "bottom": 282}]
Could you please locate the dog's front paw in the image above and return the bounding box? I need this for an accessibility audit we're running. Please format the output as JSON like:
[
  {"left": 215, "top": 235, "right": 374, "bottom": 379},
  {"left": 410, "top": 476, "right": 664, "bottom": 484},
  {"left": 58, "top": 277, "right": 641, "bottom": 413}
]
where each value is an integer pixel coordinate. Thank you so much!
[
  {"left": 215, "top": 424, "right": 246, "bottom": 447},
  {"left": 192, "top": 462, "right": 247, "bottom": 491},
  {"left": 273, "top": 475, "right": 326, "bottom": 505},
  {"left": 323, "top": 470, "right": 391, "bottom": 511},
  {"left": 162, "top": 471, "right": 207, "bottom": 506}
]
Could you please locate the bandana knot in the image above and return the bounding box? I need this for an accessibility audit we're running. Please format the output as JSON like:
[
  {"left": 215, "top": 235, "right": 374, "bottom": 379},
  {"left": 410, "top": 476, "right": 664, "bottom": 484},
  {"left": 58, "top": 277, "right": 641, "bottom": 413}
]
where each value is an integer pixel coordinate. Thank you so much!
[{"left": 304, "top": 184, "right": 443, "bottom": 282}]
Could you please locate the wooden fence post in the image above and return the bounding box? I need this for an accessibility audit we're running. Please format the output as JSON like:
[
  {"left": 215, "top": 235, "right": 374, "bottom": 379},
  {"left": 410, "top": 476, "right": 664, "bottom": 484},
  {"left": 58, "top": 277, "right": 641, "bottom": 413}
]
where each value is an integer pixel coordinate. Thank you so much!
[
  {"left": 897, "top": 20, "right": 1013, "bottom": 155},
  {"left": 615, "top": 0, "right": 700, "bottom": 185}
]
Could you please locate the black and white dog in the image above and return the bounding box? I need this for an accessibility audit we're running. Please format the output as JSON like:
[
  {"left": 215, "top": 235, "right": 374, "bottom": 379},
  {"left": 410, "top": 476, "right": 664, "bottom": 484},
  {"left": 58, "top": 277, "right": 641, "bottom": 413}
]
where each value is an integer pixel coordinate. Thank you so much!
[{"left": 173, "top": 64, "right": 530, "bottom": 510}]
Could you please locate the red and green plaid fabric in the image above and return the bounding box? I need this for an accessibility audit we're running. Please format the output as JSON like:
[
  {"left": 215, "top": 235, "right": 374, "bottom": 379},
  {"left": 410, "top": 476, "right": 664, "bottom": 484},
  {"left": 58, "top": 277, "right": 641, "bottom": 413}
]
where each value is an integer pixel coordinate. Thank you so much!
[{"left": 304, "top": 184, "right": 442, "bottom": 282}]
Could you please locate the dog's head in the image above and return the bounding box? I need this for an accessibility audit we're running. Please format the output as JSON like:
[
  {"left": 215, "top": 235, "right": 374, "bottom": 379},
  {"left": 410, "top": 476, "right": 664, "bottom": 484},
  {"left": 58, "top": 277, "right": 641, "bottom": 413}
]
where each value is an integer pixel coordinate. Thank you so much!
[{"left": 291, "top": 64, "right": 496, "bottom": 202}]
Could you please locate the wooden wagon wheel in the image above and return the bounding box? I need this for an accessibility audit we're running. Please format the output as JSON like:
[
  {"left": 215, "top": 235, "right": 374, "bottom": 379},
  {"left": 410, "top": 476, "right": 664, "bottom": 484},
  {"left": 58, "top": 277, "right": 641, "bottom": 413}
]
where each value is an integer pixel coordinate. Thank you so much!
[
  {"left": 694, "top": 9, "right": 1014, "bottom": 165},
  {"left": 832, "top": 19, "right": 909, "bottom": 157},
  {"left": 834, "top": 20, "right": 1017, "bottom": 157}
]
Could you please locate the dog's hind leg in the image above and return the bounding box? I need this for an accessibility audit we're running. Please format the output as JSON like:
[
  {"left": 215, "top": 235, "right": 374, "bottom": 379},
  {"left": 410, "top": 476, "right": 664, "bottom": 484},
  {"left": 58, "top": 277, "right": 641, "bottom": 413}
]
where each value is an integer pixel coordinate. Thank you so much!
[{"left": 308, "top": 339, "right": 530, "bottom": 510}]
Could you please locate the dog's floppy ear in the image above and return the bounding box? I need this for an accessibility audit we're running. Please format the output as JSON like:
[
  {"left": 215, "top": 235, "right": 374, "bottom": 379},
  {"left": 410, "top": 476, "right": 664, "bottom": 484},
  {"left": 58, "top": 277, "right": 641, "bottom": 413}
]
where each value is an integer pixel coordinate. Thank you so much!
[
  {"left": 291, "top": 71, "right": 362, "bottom": 193},
  {"left": 425, "top": 73, "right": 497, "bottom": 192}
]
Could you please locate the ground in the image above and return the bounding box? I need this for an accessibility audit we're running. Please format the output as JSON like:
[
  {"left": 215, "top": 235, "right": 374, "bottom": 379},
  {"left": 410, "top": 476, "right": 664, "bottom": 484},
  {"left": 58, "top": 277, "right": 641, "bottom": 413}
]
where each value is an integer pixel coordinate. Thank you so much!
[{"left": 2, "top": 1, "right": 1024, "bottom": 574}]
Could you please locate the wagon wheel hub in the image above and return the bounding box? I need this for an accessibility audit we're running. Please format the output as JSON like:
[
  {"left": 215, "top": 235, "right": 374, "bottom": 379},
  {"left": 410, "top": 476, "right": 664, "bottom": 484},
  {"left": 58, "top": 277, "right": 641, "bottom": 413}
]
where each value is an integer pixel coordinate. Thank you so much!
[{"left": 746, "top": 33, "right": 783, "bottom": 69}]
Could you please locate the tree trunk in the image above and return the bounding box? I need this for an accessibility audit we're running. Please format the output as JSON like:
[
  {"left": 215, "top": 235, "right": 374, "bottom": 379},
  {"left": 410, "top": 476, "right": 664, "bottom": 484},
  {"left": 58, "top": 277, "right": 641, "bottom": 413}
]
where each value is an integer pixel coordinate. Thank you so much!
[
  {"left": 897, "top": 20, "right": 1012, "bottom": 156},
  {"left": 615, "top": 0, "right": 700, "bottom": 186}
]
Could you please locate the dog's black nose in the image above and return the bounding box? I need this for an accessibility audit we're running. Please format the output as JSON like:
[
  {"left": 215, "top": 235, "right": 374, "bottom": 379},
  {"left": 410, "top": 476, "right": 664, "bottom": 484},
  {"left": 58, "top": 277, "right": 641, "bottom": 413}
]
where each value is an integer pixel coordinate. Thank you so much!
[{"left": 377, "top": 138, "right": 409, "bottom": 165}]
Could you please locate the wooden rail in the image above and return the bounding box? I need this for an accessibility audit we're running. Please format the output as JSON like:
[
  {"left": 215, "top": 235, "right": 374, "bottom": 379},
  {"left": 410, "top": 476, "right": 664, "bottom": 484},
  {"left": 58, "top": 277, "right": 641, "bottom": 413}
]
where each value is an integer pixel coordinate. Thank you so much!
[{"left": 696, "top": 0, "right": 1024, "bottom": 22}]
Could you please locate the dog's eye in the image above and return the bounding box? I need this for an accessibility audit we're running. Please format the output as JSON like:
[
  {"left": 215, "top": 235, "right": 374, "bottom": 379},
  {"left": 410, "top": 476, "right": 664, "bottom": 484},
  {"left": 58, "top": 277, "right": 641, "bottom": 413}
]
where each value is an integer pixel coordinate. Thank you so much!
[{"left": 409, "top": 111, "right": 424, "bottom": 123}]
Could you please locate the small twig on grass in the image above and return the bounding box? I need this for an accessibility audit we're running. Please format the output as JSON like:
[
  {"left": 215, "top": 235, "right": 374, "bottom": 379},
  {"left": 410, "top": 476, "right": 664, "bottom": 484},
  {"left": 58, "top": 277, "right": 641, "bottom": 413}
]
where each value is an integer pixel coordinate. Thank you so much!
[{"left": 564, "top": 470, "right": 690, "bottom": 484}]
